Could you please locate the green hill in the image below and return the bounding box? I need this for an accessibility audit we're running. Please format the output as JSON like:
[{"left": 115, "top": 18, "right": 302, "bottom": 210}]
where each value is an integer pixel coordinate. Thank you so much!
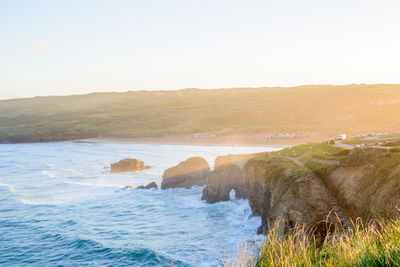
[{"left": 1, "top": 84, "right": 400, "bottom": 143}]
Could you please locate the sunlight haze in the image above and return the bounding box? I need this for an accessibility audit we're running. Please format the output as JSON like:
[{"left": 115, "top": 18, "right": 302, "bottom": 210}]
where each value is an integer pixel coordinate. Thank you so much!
[{"left": 1, "top": 0, "right": 399, "bottom": 99}]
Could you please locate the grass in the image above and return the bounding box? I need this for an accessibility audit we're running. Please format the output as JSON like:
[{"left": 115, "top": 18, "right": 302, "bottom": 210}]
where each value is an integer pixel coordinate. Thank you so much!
[
  {"left": 264, "top": 142, "right": 351, "bottom": 179},
  {"left": 278, "top": 143, "right": 312, "bottom": 157},
  {"left": 228, "top": 216, "right": 400, "bottom": 267},
  {"left": 3, "top": 84, "right": 400, "bottom": 142},
  {"left": 299, "top": 143, "right": 344, "bottom": 162},
  {"left": 343, "top": 137, "right": 400, "bottom": 145}
]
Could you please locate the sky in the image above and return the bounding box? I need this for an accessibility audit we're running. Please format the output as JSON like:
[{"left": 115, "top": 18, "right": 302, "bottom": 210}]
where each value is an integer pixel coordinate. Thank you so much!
[{"left": 1, "top": 0, "right": 400, "bottom": 99}]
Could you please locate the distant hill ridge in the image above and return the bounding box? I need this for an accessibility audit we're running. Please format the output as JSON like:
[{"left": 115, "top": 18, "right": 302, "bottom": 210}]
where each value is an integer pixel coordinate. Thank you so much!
[{"left": 1, "top": 84, "right": 400, "bottom": 143}]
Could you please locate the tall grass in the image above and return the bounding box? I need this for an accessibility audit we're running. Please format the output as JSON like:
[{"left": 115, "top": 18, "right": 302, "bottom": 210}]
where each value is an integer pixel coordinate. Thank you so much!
[{"left": 228, "top": 216, "right": 400, "bottom": 267}]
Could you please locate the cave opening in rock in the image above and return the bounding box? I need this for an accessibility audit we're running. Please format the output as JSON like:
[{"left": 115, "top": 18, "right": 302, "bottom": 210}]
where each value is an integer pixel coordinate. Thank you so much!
[{"left": 229, "top": 189, "right": 236, "bottom": 200}]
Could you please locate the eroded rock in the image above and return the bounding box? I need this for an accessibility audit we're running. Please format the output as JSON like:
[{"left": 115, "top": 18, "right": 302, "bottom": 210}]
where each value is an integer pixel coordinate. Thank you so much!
[
  {"left": 137, "top": 182, "right": 158, "bottom": 190},
  {"left": 110, "top": 158, "right": 150, "bottom": 173},
  {"left": 161, "top": 157, "right": 210, "bottom": 189},
  {"left": 201, "top": 154, "right": 254, "bottom": 204},
  {"left": 244, "top": 157, "right": 341, "bottom": 235},
  {"left": 201, "top": 154, "right": 253, "bottom": 203}
]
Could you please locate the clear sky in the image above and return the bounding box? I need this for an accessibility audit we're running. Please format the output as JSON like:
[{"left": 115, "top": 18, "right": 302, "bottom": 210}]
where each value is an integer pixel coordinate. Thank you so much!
[{"left": 1, "top": 0, "right": 400, "bottom": 99}]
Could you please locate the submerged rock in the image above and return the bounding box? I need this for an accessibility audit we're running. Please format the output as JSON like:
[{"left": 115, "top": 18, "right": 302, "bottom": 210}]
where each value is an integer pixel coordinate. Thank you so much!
[
  {"left": 110, "top": 158, "right": 150, "bottom": 173},
  {"left": 161, "top": 157, "right": 210, "bottom": 189},
  {"left": 123, "top": 185, "right": 133, "bottom": 190},
  {"left": 136, "top": 182, "right": 158, "bottom": 189}
]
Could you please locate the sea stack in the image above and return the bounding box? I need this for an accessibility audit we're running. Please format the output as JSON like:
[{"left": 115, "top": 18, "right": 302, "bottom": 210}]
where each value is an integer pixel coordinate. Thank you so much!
[
  {"left": 110, "top": 158, "right": 150, "bottom": 173},
  {"left": 161, "top": 157, "right": 210, "bottom": 189}
]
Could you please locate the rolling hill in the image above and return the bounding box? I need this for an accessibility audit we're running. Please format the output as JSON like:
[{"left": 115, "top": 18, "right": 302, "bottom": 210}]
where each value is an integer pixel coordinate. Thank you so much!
[{"left": 1, "top": 84, "right": 400, "bottom": 143}]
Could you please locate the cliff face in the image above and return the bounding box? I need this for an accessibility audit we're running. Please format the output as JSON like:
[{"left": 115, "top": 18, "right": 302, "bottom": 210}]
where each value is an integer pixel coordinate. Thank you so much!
[
  {"left": 244, "top": 157, "right": 338, "bottom": 234},
  {"left": 203, "top": 148, "right": 400, "bottom": 235},
  {"left": 325, "top": 150, "right": 400, "bottom": 220},
  {"left": 202, "top": 154, "right": 339, "bottom": 234},
  {"left": 201, "top": 154, "right": 252, "bottom": 203}
]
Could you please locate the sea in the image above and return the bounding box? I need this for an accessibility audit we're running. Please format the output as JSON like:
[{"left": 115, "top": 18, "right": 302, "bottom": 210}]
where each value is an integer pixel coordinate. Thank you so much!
[{"left": 0, "top": 141, "right": 278, "bottom": 266}]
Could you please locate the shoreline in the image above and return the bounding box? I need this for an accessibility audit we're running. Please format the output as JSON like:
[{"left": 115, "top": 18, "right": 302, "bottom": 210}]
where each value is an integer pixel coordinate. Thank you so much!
[
  {"left": 74, "top": 137, "right": 288, "bottom": 148},
  {"left": 74, "top": 133, "right": 327, "bottom": 148},
  {"left": 0, "top": 133, "right": 331, "bottom": 148}
]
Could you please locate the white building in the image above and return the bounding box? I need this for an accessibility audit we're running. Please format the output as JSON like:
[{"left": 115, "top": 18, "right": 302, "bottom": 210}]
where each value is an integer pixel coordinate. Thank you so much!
[{"left": 338, "top": 134, "right": 347, "bottom": 140}]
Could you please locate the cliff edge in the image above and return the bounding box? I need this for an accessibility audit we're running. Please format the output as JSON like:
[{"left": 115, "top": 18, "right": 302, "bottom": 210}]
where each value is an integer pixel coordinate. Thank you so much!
[{"left": 203, "top": 141, "right": 400, "bottom": 235}]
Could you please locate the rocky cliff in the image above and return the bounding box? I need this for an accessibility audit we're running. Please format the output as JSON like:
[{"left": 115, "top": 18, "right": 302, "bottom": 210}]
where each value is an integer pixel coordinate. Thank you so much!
[
  {"left": 161, "top": 157, "right": 210, "bottom": 189},
  {"left": 202, "top": 154, "right": 254, "bottom": 203},
  {"left": 244, "top": 156, "right": 343, "bottom": 234},
  {"left": 202, "top": 145, "right": 400, "bottom": 236},
  {"left": 325, "top": 149, "right": 400, "bottom": 220}
]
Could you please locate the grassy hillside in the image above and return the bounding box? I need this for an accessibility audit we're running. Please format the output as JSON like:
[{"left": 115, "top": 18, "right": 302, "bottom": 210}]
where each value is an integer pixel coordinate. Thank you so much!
[
  {"left": 231, "top": 138, "right": 400, "bottom": 266},
  {"left": 1, "top": 84, "right": 400, "bottom": 142}
]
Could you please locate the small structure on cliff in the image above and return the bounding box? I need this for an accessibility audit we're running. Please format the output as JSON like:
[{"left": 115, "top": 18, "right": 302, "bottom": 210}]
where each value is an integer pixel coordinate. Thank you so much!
[
  {"left": 161, "top": 157, "right": 210, "bottom": 189},
  {"left": 110, "top": 158, "right": 150, "bottom": 173}
]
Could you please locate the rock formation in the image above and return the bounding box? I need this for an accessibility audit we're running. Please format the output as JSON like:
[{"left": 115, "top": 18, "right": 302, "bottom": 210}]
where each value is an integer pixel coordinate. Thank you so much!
[
  {"left": 110, "top": 158, "right": 150, "bottom": 173},
  {"left": 324, "top": 150, "right": 400, "bottom": 220},
  {"left": 136, "top": 182, "right": 158, "bottom": 189},
  {"left": 202, "top": 148, "right": 400, "bottom": 236},
  {"left": 202, "top": 154, "right": 254, "bottom": 203},
  {"left": 161, "top": 157, "right": 210, "bottom": 189},
  {"left": 244, "top": 157, "right": 337, "bottom": 234}
]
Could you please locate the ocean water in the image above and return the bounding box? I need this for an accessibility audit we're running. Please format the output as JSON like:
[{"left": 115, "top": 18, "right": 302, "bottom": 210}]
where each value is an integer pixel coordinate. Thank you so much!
[{"left": 0, "top": 142, "right": 277, "bottom": 266}]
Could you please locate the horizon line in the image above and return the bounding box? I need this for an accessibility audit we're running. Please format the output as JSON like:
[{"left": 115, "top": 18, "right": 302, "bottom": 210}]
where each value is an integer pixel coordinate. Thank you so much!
[{"left": 1, "top": 83, "right": 399, "bottom": 101}]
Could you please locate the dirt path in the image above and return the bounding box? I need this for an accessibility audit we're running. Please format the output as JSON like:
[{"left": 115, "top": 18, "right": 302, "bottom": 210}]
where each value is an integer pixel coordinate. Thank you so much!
[
  {"left": 310, "top": 157, "right": 339, "bottom": 166},
  {"left": 333, "top": 141, "right": 354, "bottom": 149},
  {"left": 275, "top": 154, "right": 350, "bottom": 227}
]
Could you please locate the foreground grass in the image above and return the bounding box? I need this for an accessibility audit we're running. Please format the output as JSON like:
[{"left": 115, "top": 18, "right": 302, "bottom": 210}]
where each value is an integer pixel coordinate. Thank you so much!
[{"left": 229, "top": 217, "right": 400, "bottom": 267}]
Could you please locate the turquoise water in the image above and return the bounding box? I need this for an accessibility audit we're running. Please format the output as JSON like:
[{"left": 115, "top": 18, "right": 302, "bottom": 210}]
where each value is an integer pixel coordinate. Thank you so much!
[{"left": 0, "top": 142, "right": 276, "bottom": 266}]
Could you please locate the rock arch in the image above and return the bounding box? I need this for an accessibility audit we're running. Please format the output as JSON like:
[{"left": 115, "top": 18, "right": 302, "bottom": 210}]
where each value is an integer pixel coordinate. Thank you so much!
[{"left": 202, "top": 154, "right": 253, "bottom": 204}]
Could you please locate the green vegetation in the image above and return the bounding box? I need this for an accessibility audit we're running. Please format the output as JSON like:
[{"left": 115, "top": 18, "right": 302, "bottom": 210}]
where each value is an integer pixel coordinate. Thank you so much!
[
  {"left": 276, "top": 136, "right": 400, "bottom": 179},
  {"left": 231, "top": 136, "right": 400, "bottom": 267},
  {"left": 278, "top": 143, "right": 312, "bottom": 157},
  {"left": 343, "top": 137, "right": 400, "bottom": 145},
  {"left": 236, "top": 217, "right": 400, "bottom": 267},
  {"left": 2, "top": 84, "right": 400, "bottom": 142}
]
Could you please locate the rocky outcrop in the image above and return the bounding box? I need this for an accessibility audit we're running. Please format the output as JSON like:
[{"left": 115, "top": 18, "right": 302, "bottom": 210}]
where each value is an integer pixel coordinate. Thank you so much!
[
  {"left": 324, "top": 150, "right": 400, "bottom": 221},
  {"left": 110, "top": 158, "right": 150, "bottom": 173},
  {"left": 200, "top": 147, "right": 400, "bottom": 236},
  {"left": 161, "top": 157, "right": 210, "bottom": 189},
  {"left": 244, "top": 157, "right": 337, "bottom": 234},
  {"left": 136, "top": 182, "right": 158, "bottom": 189},
  {"left": 202, "top": 154, "right": 255, "bottom": 203}
]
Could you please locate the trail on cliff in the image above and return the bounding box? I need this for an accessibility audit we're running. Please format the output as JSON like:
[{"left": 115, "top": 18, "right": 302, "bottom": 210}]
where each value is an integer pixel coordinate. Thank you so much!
[{"left": 279, "top": 152, "right": 351, "bottom": 227}]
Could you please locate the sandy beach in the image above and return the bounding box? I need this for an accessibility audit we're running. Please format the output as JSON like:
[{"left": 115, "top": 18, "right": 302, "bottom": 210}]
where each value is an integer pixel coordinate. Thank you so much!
[{"left": 75, "top": 132, "right": 330, "bottom": 148}]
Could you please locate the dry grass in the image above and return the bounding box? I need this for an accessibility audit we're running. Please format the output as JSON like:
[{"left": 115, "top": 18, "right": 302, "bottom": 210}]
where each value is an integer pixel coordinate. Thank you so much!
[{"left": 227, "top": 215, "right": 400, "bottom": 267}]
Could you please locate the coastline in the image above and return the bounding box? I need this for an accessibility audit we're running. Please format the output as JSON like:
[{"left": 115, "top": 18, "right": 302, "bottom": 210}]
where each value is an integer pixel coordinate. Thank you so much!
[
  {"left": 1, "top": 132, "right": 331, "bottom": 148},
  {"left": 73, "top": 133, "right": 325, "bottom": 148}
]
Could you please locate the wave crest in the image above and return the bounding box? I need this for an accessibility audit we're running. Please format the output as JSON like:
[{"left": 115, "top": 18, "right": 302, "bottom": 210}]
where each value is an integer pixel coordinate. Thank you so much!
[
  {"left": 64, "top": 181, "right": 124, "bottom": 188},
  {"left": 0, "top": 182, "right": 15, "bottom": 193},
  {"left": 41, "top": 170, "right": 56, "bottom": 178}
]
